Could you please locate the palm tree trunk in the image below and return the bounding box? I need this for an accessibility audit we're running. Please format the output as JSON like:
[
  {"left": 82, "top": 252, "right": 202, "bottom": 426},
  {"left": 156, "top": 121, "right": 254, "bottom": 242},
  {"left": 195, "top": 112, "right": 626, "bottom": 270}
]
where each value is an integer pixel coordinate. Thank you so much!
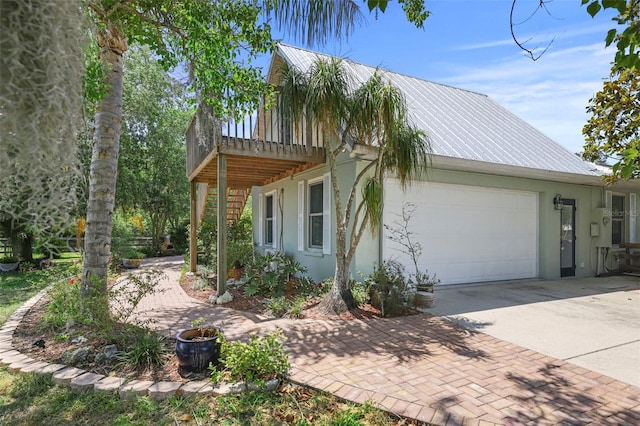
[
  {"left": 318, "top": 253, "right": 356, "bottom": 315},
  {"left": 81, "top": 27, "right": 127, "bottom": 316},
  {"left": 318, "top": 206, "right": 356, "bottom": 315}
]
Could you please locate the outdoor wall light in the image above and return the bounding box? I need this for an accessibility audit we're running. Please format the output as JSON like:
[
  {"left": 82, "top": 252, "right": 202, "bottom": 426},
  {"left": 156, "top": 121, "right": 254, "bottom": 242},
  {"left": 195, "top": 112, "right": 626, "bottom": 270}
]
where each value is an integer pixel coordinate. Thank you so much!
[{"left": 553, "top": 194, "right": 564, "bottom": 210}]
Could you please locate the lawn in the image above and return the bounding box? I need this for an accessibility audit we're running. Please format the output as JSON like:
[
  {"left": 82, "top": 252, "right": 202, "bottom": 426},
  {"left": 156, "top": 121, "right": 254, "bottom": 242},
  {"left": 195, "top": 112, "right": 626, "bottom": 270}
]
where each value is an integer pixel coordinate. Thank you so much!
[{"left": 0, "top": 256, "right": 80, "bottom": 324}]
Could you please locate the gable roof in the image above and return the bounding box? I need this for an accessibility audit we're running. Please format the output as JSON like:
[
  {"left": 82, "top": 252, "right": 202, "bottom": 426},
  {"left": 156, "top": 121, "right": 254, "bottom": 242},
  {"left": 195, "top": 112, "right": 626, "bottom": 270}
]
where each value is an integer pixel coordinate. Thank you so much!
[{"left": 276, "top": 44, "right": 602, "bottom": 179}]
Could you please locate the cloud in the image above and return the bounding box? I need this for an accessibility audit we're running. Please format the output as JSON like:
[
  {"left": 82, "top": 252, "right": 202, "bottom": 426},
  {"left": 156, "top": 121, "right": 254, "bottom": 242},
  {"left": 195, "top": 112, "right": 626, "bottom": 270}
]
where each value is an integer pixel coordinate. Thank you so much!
[
  {"left": 454, "top": 21, "right": 614, "bottom": 52},
  {"left": 434, "top": 41, "right": 615, "bottom": 154}
]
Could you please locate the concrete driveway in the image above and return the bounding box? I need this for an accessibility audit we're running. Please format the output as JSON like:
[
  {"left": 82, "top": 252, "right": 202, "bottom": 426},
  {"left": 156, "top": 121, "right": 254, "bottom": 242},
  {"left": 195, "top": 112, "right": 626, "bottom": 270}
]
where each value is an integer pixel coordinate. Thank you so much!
[{"left": 428, "top": 275, "right": 640, "bottom": 388}]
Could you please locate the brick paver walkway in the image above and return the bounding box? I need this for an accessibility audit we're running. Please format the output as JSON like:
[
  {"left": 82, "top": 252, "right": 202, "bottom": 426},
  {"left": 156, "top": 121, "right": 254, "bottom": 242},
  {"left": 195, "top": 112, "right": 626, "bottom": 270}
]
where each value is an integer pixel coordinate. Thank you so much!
[{"left": 132, "top": 258, "right": 640, "bottom": 425}]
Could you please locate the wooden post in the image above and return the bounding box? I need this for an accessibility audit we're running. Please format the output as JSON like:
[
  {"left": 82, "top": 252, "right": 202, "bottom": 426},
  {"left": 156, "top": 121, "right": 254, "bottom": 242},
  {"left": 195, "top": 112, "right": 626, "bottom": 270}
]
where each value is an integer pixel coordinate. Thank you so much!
[
  {"left": 189, "top": 180, "right": 197, "bottom": 273},
  {"left": 217, "top": 154, "right": 228, "bottom": 296}
]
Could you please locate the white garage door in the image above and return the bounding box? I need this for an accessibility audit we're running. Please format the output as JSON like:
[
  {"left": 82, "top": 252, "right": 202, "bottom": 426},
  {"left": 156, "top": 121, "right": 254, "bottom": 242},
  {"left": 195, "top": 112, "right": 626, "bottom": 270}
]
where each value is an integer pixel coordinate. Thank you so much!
[{"left": 383, "top": 181, "right": 538, "bottom": 285}]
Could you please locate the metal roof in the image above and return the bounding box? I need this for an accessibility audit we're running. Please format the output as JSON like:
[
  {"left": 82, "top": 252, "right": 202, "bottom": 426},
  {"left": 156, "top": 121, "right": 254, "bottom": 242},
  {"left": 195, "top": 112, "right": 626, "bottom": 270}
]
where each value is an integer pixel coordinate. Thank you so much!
[{"left": 277, "top": 44, "right": 602, "bottom": 178}]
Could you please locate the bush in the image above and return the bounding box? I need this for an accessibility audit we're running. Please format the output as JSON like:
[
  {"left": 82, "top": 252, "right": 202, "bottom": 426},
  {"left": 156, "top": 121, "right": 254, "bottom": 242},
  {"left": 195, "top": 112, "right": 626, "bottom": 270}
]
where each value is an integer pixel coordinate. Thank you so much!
[
  {"left": 214, "top": 330, "right": 290, "bottom": 387},
  {"left": 243, "top": 252, "right": 307, "bottom": 297},
  {"left": 167, "top": 221, "right": 189, "bottom": 254},
  {"left": 367, "top": 261, "right": 408, "bottom": 317},
  {"left": 264, "top": 296, "right": 306, "bottom": 318},
  {"left": 43, "top": 275, "right": 83, "bottom": 329},
  {"left": 349, "top": 279, "right": 370, "bottom": 305},
  {"left": 116, "top": 329, "right": 167, "bottom": 368}
]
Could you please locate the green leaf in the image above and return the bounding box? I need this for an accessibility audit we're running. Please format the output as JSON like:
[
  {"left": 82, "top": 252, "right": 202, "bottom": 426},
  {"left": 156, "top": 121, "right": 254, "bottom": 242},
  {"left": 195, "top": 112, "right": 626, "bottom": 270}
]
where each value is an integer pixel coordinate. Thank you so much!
[
  {"left": 581, "top": 0, "right": 591, "bottom": 4},
  {"left": 623, "top": 148, "right": 639, "bottom": 159},
  {"left": 622, "top": 163, "right": 633, "bottom": 179},
  {"left": 368, "top": 0, "right": 388, "bottom": 13},
  {"left": 587, "top": 1, "right": 602, "bottom": 17},
  {"left": 606, "top": 28, "right": 617, "bottom": 46}
]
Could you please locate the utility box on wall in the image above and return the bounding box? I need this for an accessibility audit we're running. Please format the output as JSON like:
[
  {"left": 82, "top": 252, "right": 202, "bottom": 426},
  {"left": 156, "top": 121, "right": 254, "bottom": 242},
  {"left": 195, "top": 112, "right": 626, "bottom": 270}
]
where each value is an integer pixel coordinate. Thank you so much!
[{"left": 591, "top": 208, "right": 612, "bottom": 247}]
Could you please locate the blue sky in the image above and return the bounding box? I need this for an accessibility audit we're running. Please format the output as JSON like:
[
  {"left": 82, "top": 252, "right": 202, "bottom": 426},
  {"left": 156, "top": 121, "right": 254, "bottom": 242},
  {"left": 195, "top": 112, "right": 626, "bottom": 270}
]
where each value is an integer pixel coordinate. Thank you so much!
[{"left": 268, "top": 0, "right": 620, "bottom": 155}]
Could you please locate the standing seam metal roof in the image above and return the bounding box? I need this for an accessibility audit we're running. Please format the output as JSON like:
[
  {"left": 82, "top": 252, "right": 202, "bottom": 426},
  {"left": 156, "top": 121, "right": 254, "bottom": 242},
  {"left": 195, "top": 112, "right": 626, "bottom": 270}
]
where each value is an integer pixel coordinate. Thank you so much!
[{"left": 276, "top": 44, "right": 602, "bottom": 177}]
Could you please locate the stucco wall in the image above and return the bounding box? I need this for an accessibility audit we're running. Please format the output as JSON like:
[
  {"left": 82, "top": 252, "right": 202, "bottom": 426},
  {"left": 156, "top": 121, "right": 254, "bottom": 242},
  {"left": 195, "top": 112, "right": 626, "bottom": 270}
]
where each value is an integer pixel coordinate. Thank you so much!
[{"left": 253, "top": 160, "right": 638, "bottom": 283}]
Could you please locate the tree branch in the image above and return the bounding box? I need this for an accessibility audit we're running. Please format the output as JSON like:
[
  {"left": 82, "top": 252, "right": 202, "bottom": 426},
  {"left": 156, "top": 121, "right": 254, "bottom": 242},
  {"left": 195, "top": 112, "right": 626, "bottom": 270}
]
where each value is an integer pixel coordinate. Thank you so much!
[
  {"left": 510, "top": 0, "right": 554, "bottom": 61},
  {"left": 344, "top": 158, "right": 377, "bottom": 229}
]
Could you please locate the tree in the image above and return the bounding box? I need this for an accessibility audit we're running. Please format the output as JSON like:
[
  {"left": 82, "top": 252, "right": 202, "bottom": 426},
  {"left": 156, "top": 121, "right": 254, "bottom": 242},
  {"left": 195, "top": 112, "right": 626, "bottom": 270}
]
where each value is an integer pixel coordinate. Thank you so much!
[
  {"left": 79, "top": 0, "right": 371, "bottom": 318},
  {"left": 582, "top": 0, "right": 640, "bottom": 70},
  {"left": 278, "top": 57, "right": 430, "bottom": 315},
  {"left": 582, "top": 67, "right": 640, "bottom": 181},
  {"left": 80, "top": 0, "right": 428, "bottom": 319},
  {"left": 117, "top": 45, "right": 192, "bottom": 248},
  {"left": 581, "top": 1, "right": 640, "bottom": 181},
  {"left": 509, "top": 1, "right": 639, "bottom": 69},
  {"left": 0, "top": 0, "right": 86, "bottom": 255}
]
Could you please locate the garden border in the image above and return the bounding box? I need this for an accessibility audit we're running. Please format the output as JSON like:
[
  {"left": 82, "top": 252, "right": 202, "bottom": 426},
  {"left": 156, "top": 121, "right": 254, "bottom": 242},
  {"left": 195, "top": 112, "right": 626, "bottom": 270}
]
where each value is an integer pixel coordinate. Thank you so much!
[{"left": 0, "top": 289, "right": 277, "bottom": 400}]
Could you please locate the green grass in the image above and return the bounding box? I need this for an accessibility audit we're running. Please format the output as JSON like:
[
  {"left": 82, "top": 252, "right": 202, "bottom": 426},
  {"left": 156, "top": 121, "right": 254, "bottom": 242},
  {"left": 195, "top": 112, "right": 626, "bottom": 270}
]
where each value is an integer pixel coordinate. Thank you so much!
[
  {"left": 0, "top": 369, "right": 413, "bottom": 426},
  {"left": 0, "top": 261, "right": 79, "bottom": 324}
]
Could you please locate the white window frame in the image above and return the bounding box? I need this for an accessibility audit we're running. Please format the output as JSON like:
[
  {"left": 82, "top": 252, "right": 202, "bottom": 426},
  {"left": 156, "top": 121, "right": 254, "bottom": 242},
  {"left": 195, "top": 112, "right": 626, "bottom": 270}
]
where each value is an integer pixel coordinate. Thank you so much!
[
  {"left": 296, "top": 173, "right": 331, "bottom": 254},
  {"left": 263, "top": 190, "right": 278, "bottom": 248},
  {"left": 307, "top": 177, "right": 324, "bottom": 250}
]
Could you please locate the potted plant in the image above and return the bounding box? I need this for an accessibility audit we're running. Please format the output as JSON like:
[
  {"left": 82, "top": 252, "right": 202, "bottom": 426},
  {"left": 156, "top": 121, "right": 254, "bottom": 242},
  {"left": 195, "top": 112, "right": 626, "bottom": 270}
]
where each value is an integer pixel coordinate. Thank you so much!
[
  {"left": 230, "top": 259, "right": 244, "bottom": 281},
  {"left": 120, "top": 247, "right": 145, "bottom": 268},
  {"left": 175, "top": 317, "right": 222, "bottom": 374},
  {"left": 413, "top": 271, "right": 439, "bottom": 308},
  {"left": 0, "top": 255, "right": 20, "bottom": 272}
]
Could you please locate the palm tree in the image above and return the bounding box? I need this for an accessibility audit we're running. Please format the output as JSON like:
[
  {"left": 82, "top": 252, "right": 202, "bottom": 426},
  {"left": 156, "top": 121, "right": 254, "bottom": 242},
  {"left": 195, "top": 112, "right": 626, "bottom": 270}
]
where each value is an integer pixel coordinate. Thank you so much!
[
  {"left": 278, "top": 57, "right": 430, "bottom": 315},
  {"left": 80, "top": 0, "right": 365, "bottom": 318}
]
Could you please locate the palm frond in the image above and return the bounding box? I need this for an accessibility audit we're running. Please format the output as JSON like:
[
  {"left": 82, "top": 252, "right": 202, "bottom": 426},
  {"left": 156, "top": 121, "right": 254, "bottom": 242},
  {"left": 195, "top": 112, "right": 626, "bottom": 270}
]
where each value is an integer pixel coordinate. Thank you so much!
[
  {"left": 306, "top": 57, "right": 351, "bottom": 134},
  {"left": 383, "top": 123, "right": 431, "bottom": 189},
  {"left": 362, "top": 177, "right": 383, "bottom": 233},
  {"left": 277, "top": 61, "right": 309, "bottom": 135},
  {"left": 268, "top": 0, "right": 364, "bottom": 47}
]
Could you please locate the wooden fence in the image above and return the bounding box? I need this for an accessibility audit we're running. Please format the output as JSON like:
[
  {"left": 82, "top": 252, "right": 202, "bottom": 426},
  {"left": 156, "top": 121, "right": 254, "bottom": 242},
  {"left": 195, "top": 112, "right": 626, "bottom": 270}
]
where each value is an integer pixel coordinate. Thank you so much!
[{"left": 0, "top": 237, "right": 153, "bottom": 257}]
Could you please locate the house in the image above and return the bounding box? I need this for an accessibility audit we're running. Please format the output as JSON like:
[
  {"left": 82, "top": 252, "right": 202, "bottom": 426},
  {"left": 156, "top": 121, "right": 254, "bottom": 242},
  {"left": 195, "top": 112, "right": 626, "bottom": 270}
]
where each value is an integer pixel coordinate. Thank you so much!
[{"left": 186, "top": 44, "right": 640, "bottom": 287}]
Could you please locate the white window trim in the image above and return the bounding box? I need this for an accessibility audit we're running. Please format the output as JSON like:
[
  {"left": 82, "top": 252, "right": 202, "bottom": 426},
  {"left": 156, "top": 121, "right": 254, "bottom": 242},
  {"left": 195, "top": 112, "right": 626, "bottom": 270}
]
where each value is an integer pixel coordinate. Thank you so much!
[
  {"left": 263, "top": 189, "right": 278, "bottom": 248},
  {"left": 257, "top": 192, "right": 264, "bottom": 246},
  {"left": 297, "top": 181, "right": 305, "bottom": 251},
  {"left": 296, "top": 173, "right": 331, "bottom": 255},
  {"left": 322, "top": 172, "right": 331, "bottom": 255},
  {"left": 307, "top": 177, "right": 324, "bottom": 251}
]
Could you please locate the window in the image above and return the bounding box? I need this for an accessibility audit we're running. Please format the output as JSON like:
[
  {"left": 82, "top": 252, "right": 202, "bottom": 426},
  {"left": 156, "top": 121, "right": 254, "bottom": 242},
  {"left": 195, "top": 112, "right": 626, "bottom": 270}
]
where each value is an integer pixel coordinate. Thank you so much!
[
  {"left": 308, "top": 181, "right": 323, "bottom": 248},
  {"left": 298, "top": 174, "right": 330, "bottom": 254},
  {"left": 612, "top": 194, "right": 625, "bottom": 245},
  {"left": 265, "top": 194, "right": 274, "bottom": 246}
]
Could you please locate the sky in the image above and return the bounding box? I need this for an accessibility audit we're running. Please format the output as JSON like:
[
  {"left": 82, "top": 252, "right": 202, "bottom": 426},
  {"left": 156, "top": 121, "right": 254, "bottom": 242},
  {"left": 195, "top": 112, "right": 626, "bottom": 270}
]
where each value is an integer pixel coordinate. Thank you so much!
[{"left": 265, "top": 0, "right": 620, "bottom": 156}]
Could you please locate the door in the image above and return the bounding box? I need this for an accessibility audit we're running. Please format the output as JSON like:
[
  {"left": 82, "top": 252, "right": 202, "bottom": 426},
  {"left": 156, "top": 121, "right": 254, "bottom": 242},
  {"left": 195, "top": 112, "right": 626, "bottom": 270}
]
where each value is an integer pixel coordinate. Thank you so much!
[
  {"left": 560, "top": 199, "right": 576, "bottom": 277},
  {"left": 384, "top": 181, "right": 539, "bottom": 285}
]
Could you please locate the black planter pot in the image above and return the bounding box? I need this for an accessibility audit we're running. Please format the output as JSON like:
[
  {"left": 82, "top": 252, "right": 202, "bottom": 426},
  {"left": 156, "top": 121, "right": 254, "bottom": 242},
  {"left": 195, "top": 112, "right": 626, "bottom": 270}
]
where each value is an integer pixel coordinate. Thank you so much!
[{"left": 175, "top": 328, "right": 222, "bottom": 373}]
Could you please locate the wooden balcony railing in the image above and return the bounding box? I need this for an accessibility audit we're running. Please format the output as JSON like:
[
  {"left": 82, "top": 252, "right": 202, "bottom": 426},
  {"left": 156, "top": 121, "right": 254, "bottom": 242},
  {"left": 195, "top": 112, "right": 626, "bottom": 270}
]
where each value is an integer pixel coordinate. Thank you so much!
[{"left": 186, "top": 101, "right": 325, "bottom": 181}]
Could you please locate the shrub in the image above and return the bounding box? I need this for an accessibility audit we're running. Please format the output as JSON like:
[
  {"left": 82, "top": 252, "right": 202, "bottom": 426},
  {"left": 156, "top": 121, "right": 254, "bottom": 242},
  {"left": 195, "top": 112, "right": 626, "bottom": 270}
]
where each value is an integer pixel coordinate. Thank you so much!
[
  {"left": 43, "top": 275, "right": 83, "bottom": 329},
  {"left": 109, "top": 269, "right": 165, "bottom": 327},
  {"left": 243, "top": 252, "right": 307, "bottom": 297},
  {"left": 214, "top": 330, "right": 290, "bottom": 387},
  {"left": 349, "top": 279, "right": 370, "bottom": 305},
  {"left": 367, "top": 261, "right": 407, "bottom": 317},
  {"left": 116, "top": 329, "right": 167, "bottom": 368},
  {"left": 264, "top": 296, "right": 306, "bottom": 318}
]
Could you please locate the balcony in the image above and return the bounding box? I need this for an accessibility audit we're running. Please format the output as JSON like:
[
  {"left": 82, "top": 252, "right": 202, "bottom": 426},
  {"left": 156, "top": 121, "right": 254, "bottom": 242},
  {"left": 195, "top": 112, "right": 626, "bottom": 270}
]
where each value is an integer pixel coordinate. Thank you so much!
[{"left": 186, "top": 102, "right": 325, "bottom": 189}]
